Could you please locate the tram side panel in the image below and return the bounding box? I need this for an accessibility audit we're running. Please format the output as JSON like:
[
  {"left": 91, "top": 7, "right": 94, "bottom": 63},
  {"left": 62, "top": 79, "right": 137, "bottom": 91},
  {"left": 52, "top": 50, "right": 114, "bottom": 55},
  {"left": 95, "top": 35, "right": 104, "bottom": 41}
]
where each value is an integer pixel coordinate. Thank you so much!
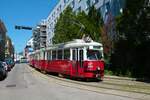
[
  {"left": 45, "top": 59, "right": 71, "bottom": 75},
  {"left": 31, "top": 60, "right": 34, "bottom": 67},
  {"left": 45, "top": 60, "right": 60, "bottom": 73},
  {"left": 39, "top": 60, "right": 46, "bottom": 71},
  {"left": 39, "top": 52, "right": 46, "bottom": 71},
  {"left": 30, "top": 59, "right": 34, "bottom": 67},
  {"left": 60, "top": 60, "right": 71, "bottom": 75},
  {"left": 34, "top": 60, "right": 38, "bottom": 69}
]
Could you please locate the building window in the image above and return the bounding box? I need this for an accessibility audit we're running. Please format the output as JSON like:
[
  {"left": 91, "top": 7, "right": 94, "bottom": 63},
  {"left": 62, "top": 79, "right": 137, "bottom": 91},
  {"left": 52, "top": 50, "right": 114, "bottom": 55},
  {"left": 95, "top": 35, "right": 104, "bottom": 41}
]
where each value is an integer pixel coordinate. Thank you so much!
[
  {"left": 93, "top": 0, "right": 99, "bottom": 5},
  {"left": 97, "top": 7, "right": 102, "bottom": 17},
  {"left": 53, "top": 12, "right": 55, "bottom": 17},
  {"left": 57, "top": 5, "right": 61, "bottom": 13},
  {"left": 78, "top": 7, "right": 81, "bottom": 12},
  {"left": 64, "top": 0, "right": 69, "bottom": 4},
  {"left": 59, "top": 5, "right": 61, "bottom": 10},
  {"left": 57, "top": 8, "right": 59, "bottom": 13},
  {"left": 64, "top": 0, "right": 66, "bottom": 3},
  {"left": 106, "top": 2, "right": 110, "bottom": 13},
  {"left": 86, "top": 0, "right": 90, "bottom": 8},
  {"left": 71, "top": 0, "right": 75, "bottom": 8},
  {"left": 78, "top": 0, "right": 81, "bottom": 3}
]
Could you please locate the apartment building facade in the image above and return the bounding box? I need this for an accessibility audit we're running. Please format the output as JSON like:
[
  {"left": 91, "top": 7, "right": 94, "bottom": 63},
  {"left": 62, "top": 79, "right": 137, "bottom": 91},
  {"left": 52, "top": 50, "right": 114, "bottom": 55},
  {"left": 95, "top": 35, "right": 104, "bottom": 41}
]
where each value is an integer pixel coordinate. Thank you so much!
[
  {"left": 33, "top": 20, "right": 47, "bottom": 50},
  {"left": 5, "top": 36, "right": 15, "bottom": 59},
  {"left": 46, "top": 0, "right": 125, "bottom": 46},
  {"left": 0, "top": 19, "right": 7, "bottom": 61}
]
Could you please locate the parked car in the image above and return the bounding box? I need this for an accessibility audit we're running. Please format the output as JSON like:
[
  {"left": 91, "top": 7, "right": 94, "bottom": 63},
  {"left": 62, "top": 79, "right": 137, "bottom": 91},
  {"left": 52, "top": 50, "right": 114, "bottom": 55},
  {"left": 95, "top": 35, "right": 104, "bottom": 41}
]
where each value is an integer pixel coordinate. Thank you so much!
[
  {"left": 0, "top": 61, "right": 7, "bottom": 81},
  {"left": 5, "top": 58, "right": 15, "bottom": 69},
  {"left": 2, "top": 62, "right": 8, "bottom": 72}
]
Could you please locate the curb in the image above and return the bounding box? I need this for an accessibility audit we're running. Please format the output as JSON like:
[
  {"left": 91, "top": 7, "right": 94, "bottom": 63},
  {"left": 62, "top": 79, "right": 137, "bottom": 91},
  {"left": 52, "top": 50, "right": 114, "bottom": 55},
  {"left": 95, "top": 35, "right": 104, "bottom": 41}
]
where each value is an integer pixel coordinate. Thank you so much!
[{"left": 104, "top": 75, "right": 136, "bottom": 81}]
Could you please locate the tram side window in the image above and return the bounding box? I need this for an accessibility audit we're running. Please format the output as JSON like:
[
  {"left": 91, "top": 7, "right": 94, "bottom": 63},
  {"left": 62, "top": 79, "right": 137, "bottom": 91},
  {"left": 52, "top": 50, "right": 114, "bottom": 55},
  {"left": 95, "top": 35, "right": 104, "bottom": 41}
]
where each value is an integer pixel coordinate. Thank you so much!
[
  {"left": 80, "top": 50, "right": 83, "bottom": 61},
  {"left": 34, "top": 55, "right": 35, "bottom": 60},
  {"left": 80, "top": 50, "right": 83, "bottom": 68},
  {"left": 87, "top": 50, "right": 102, "bottom": 60},
  {"left": 37, "top": 53, "right": 40, "bottom": 60},
  {"left": 35, "top": 54, "right": 37, "bottom": 60},
  {"left": 35, "top": 55, "right": 37, "bottom": 60},
  {"left": 36, "top": 55, "right": 38, "bottom": 60},
  {"left": 43, "top": 52, "right": 45, "bottom": 60},
  {"left": 58, "top": 50, "right": 62, "bottom": 60},
  {"left": 47, "top": 52, "right": 49, "bottom": 60},
  {"left": 52, "top": 50, "right": 56, "bottom": 60},
  {"left": 64, "top": 49, "right": 70, "bottom": 60},
  {"left": 72, "top": 50, "right": 76, "bottom": 60},
  {"left": 40, "top": 52, "right": 43, "bottom": 60},
  {"left": 48, "top": 51, "right": 52, "bottom": 60}
]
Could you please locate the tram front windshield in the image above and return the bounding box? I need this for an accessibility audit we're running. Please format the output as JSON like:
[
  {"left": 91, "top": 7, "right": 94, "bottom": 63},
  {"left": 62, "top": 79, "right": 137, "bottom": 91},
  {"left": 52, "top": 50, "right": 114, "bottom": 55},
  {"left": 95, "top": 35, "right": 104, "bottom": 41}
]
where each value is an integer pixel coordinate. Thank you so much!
[{"left": 87, "top": 50, "right": 102, "bottom": 60}]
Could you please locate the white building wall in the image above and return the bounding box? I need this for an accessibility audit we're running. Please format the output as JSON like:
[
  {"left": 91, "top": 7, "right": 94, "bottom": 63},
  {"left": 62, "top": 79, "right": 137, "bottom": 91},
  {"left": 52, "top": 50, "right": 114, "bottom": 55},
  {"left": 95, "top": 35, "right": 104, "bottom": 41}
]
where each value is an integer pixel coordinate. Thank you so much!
[
  {"left": 26, "top": 37, "right": 34, "bottom": 48},
  {"left": 46, "top": 0, "right": 123, "bottom": 46},
  {"left": 33, "top": 20, "right": 47, "bottom": 50}
]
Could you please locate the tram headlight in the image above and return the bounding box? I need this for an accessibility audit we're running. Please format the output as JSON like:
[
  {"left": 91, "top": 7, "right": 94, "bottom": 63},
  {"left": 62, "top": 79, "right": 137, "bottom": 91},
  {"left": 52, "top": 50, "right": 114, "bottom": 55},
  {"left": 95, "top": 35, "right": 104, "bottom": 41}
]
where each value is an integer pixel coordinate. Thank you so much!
[{"left": 97, "top": 67, "right": 100, "bottom": 70}]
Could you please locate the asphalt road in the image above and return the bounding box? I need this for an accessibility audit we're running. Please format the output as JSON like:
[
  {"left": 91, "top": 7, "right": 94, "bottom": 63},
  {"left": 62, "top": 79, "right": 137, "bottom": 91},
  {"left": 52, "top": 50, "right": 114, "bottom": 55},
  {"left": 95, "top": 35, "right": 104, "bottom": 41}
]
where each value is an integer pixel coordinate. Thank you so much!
[{"left": 0, "top": 64, "right": 140, "bottom": 100}]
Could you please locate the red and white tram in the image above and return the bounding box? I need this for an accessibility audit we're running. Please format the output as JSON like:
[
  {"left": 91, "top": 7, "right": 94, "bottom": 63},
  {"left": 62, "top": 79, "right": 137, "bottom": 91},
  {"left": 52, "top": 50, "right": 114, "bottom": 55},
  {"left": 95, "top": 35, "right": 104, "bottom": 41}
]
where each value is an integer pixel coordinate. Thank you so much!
[{"left": 28, "top": 39, "right": 104, "bottom": 80}]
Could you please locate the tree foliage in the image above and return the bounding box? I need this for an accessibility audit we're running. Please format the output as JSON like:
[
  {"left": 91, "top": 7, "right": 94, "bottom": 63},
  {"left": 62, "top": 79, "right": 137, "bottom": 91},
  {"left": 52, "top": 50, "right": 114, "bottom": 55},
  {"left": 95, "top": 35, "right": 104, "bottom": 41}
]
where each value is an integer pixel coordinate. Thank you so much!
[
  {"left": 53, "top": 7, "right": 78, "bottom": 44},
  {"left": 111, "top": 0, "right": 150, "bottom": 78},
  {"left": 85, "top": 5, "right": 103, "bottom": 42},
  {"left": 53, "top": 6, "right": 103, "bottom": 44}
]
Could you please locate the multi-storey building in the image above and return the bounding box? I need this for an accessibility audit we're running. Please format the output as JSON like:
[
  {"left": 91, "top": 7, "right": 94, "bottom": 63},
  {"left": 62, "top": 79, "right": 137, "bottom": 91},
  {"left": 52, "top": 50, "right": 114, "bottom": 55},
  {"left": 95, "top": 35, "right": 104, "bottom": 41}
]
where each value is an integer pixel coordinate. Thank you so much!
[
  {"left": 0, "top": 19, "right": 7, "bottom": 61},
  {"left": 33, "top": 26, "right": 40, "bottom": 50},
  {"left": 46, "top": 0, "right": 125, "bottom": 46},
  {"left": 24, "top": 37, "right": 34, "bottom": 58},
  {"left": 33, "top": 20, "right": 47, "bottom": 50},
  {"left": 26, "top": 37, "right": 34, "bottom": 48},
  {"left": 5, "top": 36, "right": 15, "bottom": 59}
]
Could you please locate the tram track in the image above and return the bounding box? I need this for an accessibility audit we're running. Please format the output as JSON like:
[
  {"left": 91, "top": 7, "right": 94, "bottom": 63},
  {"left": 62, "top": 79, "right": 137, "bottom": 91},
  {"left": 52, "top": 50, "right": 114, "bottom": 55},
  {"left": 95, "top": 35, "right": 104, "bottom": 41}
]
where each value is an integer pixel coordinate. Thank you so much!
[
  {"left": 46, "top": 73, "right": 150, "bottom": 95},
  {"left": 45, "top": 74, "right": 150, "bottom": 100},
  {"left": 103, "top": 78, "right": 150, "bottom": 90},
  {"left": 27, "top": 65, "right": 150, "bottom": 100}
]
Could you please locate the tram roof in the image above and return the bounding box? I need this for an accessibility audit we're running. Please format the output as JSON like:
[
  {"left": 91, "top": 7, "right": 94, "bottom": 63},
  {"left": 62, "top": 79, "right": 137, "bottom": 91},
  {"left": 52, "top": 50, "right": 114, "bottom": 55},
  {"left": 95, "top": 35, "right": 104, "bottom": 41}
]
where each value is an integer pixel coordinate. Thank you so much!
[
  {"left": 46, "top": 39, "right": 102, "bottom": 51},
  {"left": 29, "top": 39, "right": 103, "bottom": 54},
  {"left": 65, "top": 39, "right": 102, "bottom": 48}
]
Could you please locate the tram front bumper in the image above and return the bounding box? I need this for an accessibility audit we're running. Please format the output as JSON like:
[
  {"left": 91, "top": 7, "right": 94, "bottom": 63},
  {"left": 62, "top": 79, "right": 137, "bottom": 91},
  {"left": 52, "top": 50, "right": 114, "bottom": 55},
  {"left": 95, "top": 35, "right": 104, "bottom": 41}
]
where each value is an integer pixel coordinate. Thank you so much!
[{"left": 84, "top": 70, "right": 101, "bottom": 79}]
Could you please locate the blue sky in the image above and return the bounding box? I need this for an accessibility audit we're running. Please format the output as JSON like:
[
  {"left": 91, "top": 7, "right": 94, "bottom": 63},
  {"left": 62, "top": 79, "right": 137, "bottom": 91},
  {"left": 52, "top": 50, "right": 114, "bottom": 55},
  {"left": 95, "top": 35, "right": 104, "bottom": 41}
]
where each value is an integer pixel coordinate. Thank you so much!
[{"left": 0, "top": 0, "right": 58, "bottom": 53}]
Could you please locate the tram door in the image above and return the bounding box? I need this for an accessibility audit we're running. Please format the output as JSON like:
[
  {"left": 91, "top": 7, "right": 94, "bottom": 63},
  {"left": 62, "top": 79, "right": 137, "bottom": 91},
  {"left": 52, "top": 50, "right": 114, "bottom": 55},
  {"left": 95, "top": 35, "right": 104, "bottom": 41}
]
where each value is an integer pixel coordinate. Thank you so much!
[{"left": 72, "top": 48, "right": 83, "bottom": 76}]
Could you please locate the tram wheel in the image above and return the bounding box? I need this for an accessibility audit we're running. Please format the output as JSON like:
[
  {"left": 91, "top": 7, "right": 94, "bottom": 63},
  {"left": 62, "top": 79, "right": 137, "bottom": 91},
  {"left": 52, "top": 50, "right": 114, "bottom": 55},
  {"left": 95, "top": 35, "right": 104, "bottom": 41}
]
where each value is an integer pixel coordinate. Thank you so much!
[
  {"left": 41, "top": 70, "right": 47, "bottom": 74},
  {"left": 58, "top": 73, "right": 64, "bottom": 78},
  {"left": 83, "top": 78, "right": 90, "bottom": 82}
]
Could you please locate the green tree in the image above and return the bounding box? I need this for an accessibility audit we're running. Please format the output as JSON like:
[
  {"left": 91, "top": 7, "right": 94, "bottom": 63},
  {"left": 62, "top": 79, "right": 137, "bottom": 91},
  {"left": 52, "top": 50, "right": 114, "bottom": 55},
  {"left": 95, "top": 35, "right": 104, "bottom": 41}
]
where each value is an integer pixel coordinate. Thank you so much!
[
  {"left": 53, "top": 7, "right": 78, "bottom": 44},
  {"left": 53, "top": 6, "right": 104, "bottom": 44},
  {"left": 111, "top": 0, "right": 150, "bottom": 78},
  {"left": 86, "top": 5, "right": 103, "bottom": 42}
]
